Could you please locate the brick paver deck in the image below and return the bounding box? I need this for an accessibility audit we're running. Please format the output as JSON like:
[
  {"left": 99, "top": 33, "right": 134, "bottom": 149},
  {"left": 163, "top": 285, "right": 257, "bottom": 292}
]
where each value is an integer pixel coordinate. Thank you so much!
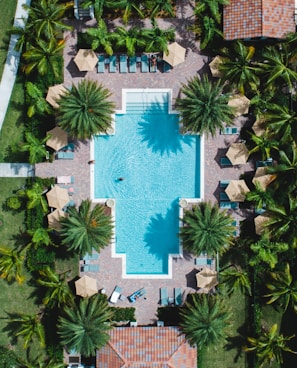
[{"left": 36, "top": 1, "right": 256, "bottom": 324}]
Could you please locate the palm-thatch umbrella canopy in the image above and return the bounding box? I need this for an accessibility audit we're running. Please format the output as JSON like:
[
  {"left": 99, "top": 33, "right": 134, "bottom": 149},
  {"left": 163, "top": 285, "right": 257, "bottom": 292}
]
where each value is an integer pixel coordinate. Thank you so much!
[
  {"left": 46, "top": 84, "right": 67, "bottom": 109},
  {"left": 252, "top": 114, "right": 266, "bottom": 136},
  {"left": 209, "top": 56, "right": 224, "bottom": 78},
  {"left": 228, "top": 94, "right": 250, "bottom": 117},
  {"left": 196, "top": 267, "right": 218, "bottom": 292},
  {"left": 254, "top": 214, "right": 271, "bottom": 236},
  {"left": 74, "top": 49, "right": 98, "bottom": 71},
  {"left": 46, "top": 126, "right": 68, "bottom": 152},
  {"left": 46, "top": 185, "right": 70, "bottom": 210},
  {"left": 47, "top": 209, "right": 66, "bottom": 229},
  {"left": 225, "top": 179, "right": 250, "bottom": 202},
  {"left": 226, "top": 142, "right": 249, "bottom": 165},
  {"left": 75, "top": 275, "right": 98, "bottom": 298},
  {"left": 163, "top": 42, "right": 186, "bottom": 67},
  {"left": 252, "top": 167, "right": 276, "bottom": 190}
]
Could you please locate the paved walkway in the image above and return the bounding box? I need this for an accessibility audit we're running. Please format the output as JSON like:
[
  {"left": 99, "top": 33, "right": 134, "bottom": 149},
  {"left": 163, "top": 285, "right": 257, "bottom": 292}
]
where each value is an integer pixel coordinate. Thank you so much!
[
  {"left": 0, "top": 163, "right": 34, "bottom": 177},
  {"left": 0, "top": 0, "right": 31, "bottom": 130}
]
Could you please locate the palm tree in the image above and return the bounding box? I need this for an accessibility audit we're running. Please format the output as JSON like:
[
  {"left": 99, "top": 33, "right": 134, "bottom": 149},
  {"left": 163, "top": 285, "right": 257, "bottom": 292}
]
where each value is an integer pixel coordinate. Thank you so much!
[
  {"left": 22, "top": 38, "right": 65, "bottom": 78},
  {"left": 24, "top": 182, "right": 48, "bottom": 213},
  {"left": 248, "top": 132, "right": 279, "bottom": 160},
  {"left": 9, "top": 23, "right": 35, "bottom": 52},
  {"left": 249, "top": 236, "right": 288, "bottom": 269},
  {"left": 25, "top": 82, "right": 52, "bottom": 117},
  {"left": 180, "top": 201, "right": 235, "bottom": 256},
  {"left": 113, "top": 26, "right": 145, "bottom": 57},
  {"left": 20, "top": 132, "right": 50, "bottom": 165},
  {"left": 8, "top": 312, "right": 45, "bottom": 348},
  {"left": 265, "top": 263, "right": 297, "bottom": 313},
  {"left": 199, "top": 16, "right": 224, "bottom": 50},
  {"left": 0, "top": 247, "right": 25, "bottom": 284},
  {"left": 219, "top": 41, "right": 260, "bottom": 94},
  {"left": 180, "top": 294, "right": 232, "bottom": 350},
  {"left": 194, "top": 0, "right": 229, "bottom": 24},
  {"left": 246, "top": 182, "right": 275, "bottom": 210},
  {"left": 23, "top": 0, "right": 72, "bottom": 39},
  {"left": 58, "top": 295, "right": 113, "bottom": 357},
  {"left": 81, "top": 0, "right": 108, "bottom": 22},
  {"left": 244, "top": 324, "right": 296, "bottom": 367},
  {"left": 27, "top": 227, "right": 53, "bottom": 249},
  {"left": 86, "top": 19, "right": 114, "bottom": 55},
  {"left": 108, "top": 0, "right": 144, "bottom": 25},
  {"left": 18, "top": 356, "right": 64, "bottom": 368},
  {"left": 59, "top": 199, "right": 113, "bottom": 256},
  {"left": 57, "top": 80, "right": 115, "bottom": 140},
  {"left": 175, "top": 75, "right": 234, "bottom": 137},
  {"left": 220, "top": 267, "right": 251, "bottom": 296},
  {"left": 142, "top": 19, "right": 175, "bottom": 54},
  {"left": 36, "top": 266, "right": 74, "bottom": 309},
  {"left": 146, "top": 0, "right": 175, "bottom": 19}
]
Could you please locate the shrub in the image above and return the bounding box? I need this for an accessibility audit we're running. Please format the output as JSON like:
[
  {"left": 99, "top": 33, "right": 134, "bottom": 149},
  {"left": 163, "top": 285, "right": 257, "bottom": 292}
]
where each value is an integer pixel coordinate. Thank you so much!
[
  {"left": 6, "top": 196, "right": 22, "bottom": 210},
  {"left": 157, "top": 306, "right": 182, "bottom": 326},
  {"left": 0, "top": 346, "right": 18, "bottom": 367},
  {"left": 110, "top": 307, "right": 135, "bottom": 322},
  {"left": 26, "top": 246, "right": 55, "bottom": 271}
]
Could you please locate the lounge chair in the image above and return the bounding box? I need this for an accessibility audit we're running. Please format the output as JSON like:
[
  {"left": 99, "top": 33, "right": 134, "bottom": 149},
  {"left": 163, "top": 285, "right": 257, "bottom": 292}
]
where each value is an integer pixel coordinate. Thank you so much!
[
  {"left": 141, "top": 55, "right": 149, "bottom": 73},
  {"left": 194, "top": 257, "right": 208, "bottom": 266},
  {"left": 83, "top": 264, "right": 99, "bottom": 272},
  {"left": 220, "top": 157, "right": 232, "bottom": 166},
  {"left": 56, "top": 151, "right": 74, "bottom": 160},
  {"left": 219, "top": 180, "right": 230, "bottom": 188},
  {"left": 128, "top": 56, "right": 136, "bottom": 72},
  {"left": 219, "top": 192, "right": 229, "bottom": 201},
  {"left": 160, "top": 287, "right": 168, "bottom": 306},
  {"left": 110, "top": 285, "right": 122, "bottom": 303},
  {"left": 163, "top": 61, "right": 172, "bottom": 73},
  {"left": 97, "top": 54, "right": 105, "bottom": 73},
  {"left": 120, "top": 55, "right": 127, "bottom": 73},
  {"left": 220, "top": 127, "right": 238, "bottom": 135},
  {"left": 174, "top": 288, "right": 182, "bottom": 306},
  {"left": 109, "top": 55, "right": 117, "bottom": 73},
  {"left": 60, "top": 143, "right": 74, "bottom": 152},
  {"left": 90, "top": 252, "right": 99, "bottom": 260},
  {"left": 256, "top": 158, "right": 273, "bottom": 168},
  {"left": 128, "top": 288, "right": 146, "bottom": 303},
  {"left": 220, "top": 201, "right": 239, "bottom": 209}
]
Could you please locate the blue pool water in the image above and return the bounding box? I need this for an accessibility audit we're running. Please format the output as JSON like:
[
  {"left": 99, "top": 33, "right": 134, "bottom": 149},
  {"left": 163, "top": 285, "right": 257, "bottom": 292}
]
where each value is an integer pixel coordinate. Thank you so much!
[{"left": 94, "top": 91, "right": 200, "bottom": 275}]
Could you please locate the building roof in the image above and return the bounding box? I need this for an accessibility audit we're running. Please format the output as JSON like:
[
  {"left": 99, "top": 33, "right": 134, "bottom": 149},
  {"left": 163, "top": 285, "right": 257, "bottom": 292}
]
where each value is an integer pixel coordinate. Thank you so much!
[
  {"left": 223, "top": 0, "right": 296, "bottom": 40},
  {"left": 96, "top": 326, "right": 197, "bottom": 368}
]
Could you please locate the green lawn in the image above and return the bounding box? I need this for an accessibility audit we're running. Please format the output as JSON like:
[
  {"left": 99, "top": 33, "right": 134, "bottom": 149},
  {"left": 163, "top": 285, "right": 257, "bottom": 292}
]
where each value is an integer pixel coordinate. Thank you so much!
[
  {"left": 0, "top": 0, "right": 17, "bottom": 78},
  {"left": 201, "top": 289, "right": 248, "bottom": 368}
]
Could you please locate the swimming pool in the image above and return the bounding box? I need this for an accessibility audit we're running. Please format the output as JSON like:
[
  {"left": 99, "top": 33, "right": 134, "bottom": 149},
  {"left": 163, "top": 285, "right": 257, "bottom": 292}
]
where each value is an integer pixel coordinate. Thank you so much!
[{"left": 92, "top": 89, "right": 202, "bottom": 278}]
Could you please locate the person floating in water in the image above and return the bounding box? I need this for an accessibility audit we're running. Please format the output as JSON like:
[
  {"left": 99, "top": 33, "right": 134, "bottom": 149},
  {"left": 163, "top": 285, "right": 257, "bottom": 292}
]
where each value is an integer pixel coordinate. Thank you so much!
[{"left": 118, "top": 177, "right": 124, "bottom": 181}]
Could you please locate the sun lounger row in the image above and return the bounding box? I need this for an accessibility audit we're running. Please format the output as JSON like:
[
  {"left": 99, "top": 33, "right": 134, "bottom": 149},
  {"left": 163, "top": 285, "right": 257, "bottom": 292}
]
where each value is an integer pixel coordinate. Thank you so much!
[
  {"left": 160, "top": 287, "right": 182, "bottom": 306},
  {"left": 220, "top": 127, "right": 239, "bottom": 135}
]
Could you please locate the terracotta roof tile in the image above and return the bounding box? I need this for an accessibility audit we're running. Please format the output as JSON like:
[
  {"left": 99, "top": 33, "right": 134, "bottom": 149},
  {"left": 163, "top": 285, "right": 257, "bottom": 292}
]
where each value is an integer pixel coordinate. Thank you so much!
[
  {"left": 223, "top": 0, "right": 295, "bottom": 40},
  {"left": 96, "top": 327, "right": 197, "bottom": 368}
]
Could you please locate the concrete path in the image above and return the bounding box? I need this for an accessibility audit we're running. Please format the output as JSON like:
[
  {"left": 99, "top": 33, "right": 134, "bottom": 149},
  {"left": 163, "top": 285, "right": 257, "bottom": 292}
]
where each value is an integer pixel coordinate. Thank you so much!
[
  {"left": 0, "top": 163, "right": 34, "bottom": 177},
  {"left": 0, "top": 0, "right": 31, "bottom": 130}
]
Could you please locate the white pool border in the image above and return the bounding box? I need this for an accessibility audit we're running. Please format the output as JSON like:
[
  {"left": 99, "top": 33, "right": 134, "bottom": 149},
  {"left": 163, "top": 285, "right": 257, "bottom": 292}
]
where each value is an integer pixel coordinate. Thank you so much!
[{"left": 91, "top": 88, "right": 204, "bottom": 279}]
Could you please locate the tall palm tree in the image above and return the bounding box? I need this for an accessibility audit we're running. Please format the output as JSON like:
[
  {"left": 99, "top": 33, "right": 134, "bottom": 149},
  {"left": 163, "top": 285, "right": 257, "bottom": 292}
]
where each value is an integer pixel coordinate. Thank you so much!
[
  {"left": 23, "top": 0, "right": 72, "bottom": 39},
  {"left": 143, "top": 19, "right": 175, "bottom": 54},
  {"left": 25, "top": 82, "right": 52, "bottom": 117},
  {"left": 86, "top": 19, "right": 114, "bottom": 55},
  {"left": 180, "top": 294, "right": 232, "bottom": 350},
  {"left": 180, "top": 201, "right": 235, "bottom": 256},
  {"left": 20, "top": 132, "right": 50, "bottom": 165},
  {"left": 249, "top": 237, "right": 288, "bottom": 269},
  {"left": 8, "top": 312, "right": 45, "bottom": 348},
  {"left": 244, "top": 324, "right": 296, "bottom": 367},
  {"left": 113, "top": 26, "right": 145, "bottom": 57},
  {"left": 248, "top": 132, "right": 279, "bottom": 160},
  {"left": 220, "top": 267, "right": 251, "bottom": 296},
  {"left": 0, "top": 247, "right": 25, "bottom": 284},
  {"left": 265, "top": 263, "right": 297, "bottom": 313},
  {"left": 246, "top": 182, "right": 275, "bottom": 210},
  {"left": 194, "top": 0, "right": 229, "bottom": 24},
  {"left": 22, "top": 38, "right": 65, "bottom": 78},
  {"left": 175, "top": 75, "right": 234, "bottom": 137},
  {"left": 219, "top": 41, "right": 260, "bottom": 94},
  {"left": 58, "top": 295, "right": 113, "bottom": 357},
  {"left": 59, "top": 199, "right": 113, "bottom": 256},
  {"left": 108, "top": 0, "right": 144, "bottom": 25},
  {"left": 36, "top": 266, "right": 74, "bottom": 309},
  {"left": 57, "top": 80, "right": 115, "bottom": 140},
  {"left": 146, "top": 0, "right": 175, "bottom": 19},
  {"left": 199, "top": 16, "right": 224, "bottom": 50}
]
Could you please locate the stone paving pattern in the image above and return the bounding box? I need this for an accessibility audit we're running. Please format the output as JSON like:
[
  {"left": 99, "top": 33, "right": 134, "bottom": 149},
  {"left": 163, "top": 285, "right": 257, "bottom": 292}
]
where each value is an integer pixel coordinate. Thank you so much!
[{"left": 36, "top": 0, "right": 257, "bottom": 324}]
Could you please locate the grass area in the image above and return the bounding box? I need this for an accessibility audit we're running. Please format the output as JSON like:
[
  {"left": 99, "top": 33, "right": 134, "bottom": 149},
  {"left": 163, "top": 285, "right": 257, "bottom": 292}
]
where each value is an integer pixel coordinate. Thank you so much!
[
  {"left": 201, "top": 289, "right": 248, "bottom": 368},
  {"left": 0, "top": 0, "right": 17, "bottom": 78},
  {"left": 0, "top": 75, "right": 26, "bottom": 162}
]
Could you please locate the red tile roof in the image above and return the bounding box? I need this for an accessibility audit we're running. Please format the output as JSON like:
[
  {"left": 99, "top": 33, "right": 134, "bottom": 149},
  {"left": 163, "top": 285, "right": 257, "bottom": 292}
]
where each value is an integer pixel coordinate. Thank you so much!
[
  {"left": 223, "top": 0, "right": 296, "bottom": 40},
  {"left": 96, "top": 326, "right": 197, "bottom": 368}
]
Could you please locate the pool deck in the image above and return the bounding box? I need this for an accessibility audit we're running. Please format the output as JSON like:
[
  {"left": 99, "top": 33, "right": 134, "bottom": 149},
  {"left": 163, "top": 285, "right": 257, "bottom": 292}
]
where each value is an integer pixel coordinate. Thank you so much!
[{"left": 35, "top": 0, "right": 256, "bottom": 324}]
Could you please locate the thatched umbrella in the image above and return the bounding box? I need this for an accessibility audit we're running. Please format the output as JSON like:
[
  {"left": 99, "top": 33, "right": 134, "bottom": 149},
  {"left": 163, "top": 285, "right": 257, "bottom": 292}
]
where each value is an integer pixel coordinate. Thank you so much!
[
  {"left": 228, "top": 94, "right": 250, "bottom": 117},
  {"left": 225, "top": 180, "right": 250, "bottom": 202},
  {"left": 252, "top": 114, "right": 266, "bottom": 136},
  {"left": 47, "top": 209, "right": 66, "bottom": 229},
  {"left": 163, "top": 42, "right": 186, "bottom": 67},
  {"left": 46, "top": 84, "right": 67, "bottom": 109},
  {"left": 254, "top": 214, "right": 271, "bottom": 236},
  {"left": 75, "top": 275, "right": 98, "bottom": 297},
  {"left": 46, "top": 185, "right": 69, "bottom": 210},
  {"left": 226, "top": 142, "right": 249, "bottom": 165},
  {"left": 74, "top": 49, "right": 98, "bottom": 71},
  {"left": 46, "top": 127, "right": 68, "bottom": 152},
  {"left": 252, "top": 167, "right": 276, "bottom": 190},
  {"left": 209, "top": 56, "right": 224, "bottom": 78},
  {"left": 196, "top": 268, "right": 218, "bottom": 292}
]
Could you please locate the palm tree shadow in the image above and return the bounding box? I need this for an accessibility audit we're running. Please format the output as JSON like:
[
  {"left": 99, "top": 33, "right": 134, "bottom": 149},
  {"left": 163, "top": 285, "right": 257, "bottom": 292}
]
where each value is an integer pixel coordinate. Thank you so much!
[
  {"left": 224, "top": 321, "right": 248, "bottom": 363},
  {"left": 1, "top": 312, "right": 21, "bottom": 345},
  {"left": 138, "top": 101, "right": 196, "bottom": 156},
  {"left": 144, "top": 199, "right": 180, "bottom": 265}
]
